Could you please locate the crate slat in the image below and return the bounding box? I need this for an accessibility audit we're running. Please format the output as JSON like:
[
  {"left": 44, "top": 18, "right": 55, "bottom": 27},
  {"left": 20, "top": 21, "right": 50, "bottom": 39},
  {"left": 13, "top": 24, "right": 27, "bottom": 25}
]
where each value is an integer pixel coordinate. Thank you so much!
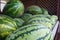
[{"left": 52, "top": 21, "right": 59, "bottom": 37}]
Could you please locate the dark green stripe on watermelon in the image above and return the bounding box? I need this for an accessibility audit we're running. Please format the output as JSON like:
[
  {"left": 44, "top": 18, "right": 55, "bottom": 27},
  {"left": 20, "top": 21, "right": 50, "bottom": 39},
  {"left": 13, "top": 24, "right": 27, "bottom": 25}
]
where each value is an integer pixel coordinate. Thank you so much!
[{"left": 37, "top": 32, "right": 50, "bottom": 40}]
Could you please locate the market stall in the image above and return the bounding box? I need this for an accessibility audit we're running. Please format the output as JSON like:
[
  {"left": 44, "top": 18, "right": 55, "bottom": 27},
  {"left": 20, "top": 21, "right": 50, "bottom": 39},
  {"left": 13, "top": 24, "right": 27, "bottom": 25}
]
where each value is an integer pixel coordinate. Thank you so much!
[{"left": 0, "top": 0, "right": 60, "bottom": 40}]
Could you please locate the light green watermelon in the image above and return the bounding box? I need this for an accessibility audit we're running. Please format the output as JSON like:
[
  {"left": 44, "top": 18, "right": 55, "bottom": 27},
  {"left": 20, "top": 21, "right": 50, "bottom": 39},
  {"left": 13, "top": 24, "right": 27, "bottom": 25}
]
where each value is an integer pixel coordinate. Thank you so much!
[
  {"left": 0, "top": 14, "right": 17, "bottom": 38},
  {"left": 50, "top": 15, "right": 58, "bottom": 27},
  {"left": 28, "top": 15, "right": 51, "bottom": 20},
  {"left": 51, "top": 15, "right": 58, "bottom": 21},
  {"left": 27, "top": 17, "right": 53, "bottom": 30},
  {"left": 5, "top": 24, "right": 53, "bottom": 40}
]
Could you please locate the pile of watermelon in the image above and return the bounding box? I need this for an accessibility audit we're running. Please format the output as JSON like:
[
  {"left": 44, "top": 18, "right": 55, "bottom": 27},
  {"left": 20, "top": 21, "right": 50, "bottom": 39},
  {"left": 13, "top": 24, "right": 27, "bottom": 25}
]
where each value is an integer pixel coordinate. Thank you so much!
[{"left": 0, "top": 0, "right": 58, "bottom": 40}]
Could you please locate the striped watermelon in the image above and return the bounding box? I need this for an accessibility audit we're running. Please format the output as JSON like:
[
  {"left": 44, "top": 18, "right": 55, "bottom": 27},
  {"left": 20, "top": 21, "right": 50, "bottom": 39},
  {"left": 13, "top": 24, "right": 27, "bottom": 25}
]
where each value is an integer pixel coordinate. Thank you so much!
[
  {"left": 42, "top": 22, "right": 53, "bottom": 30},
  {"left": 26, "top": 5, "right": 42, "bottom": 15},
  {"left": 0, "top": 14, "right": 17, "bottom": 38},
  {"left": 51, "top": 15, "right": 58, "bottom": 20},
  {"left": 28, "top": 15, "right": 52, "bottom": 24},
  {"left": 28, "top": 15, "right": 54, "bottom": 25},
  {"left": 27, "top": 17, "right": 53, "bottom": 30},
  {"left": 3, "top": 0, "right": 24, "bottom": 17},
  {"left": 14, "top": 18, "right": 24, "bottom": 27},
  {"left": 21, "top": 13, "right": 32, "bottom": 22},
  {"left": 28, "top": 17, "right": 51, "bottom": 24},
  {"left": 50, "top": 15, "right": 58, "bottom": 28},
  {"left": 51, "top": 15, "right": 58, "bottom": 23},
  {"left": 41, "top": 8, "right": 48, "bottom": 15},
  {"left": 28, "top": 15, "right": 51, "bottom": 20},
  {"left": 5, "top": 24, "right": 53, "bottom": 40}
]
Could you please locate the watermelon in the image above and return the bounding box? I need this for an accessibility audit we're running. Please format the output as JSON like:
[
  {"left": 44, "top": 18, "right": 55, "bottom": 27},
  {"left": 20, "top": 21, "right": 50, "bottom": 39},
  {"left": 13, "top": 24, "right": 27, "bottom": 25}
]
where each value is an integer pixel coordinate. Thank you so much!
[
  {"left": 21, "top": 13, "right": 32, "bottom": 22},
  {"left": 41, "top": 8, "right": 48, "bottom": 15},
  {"left": 5, "top": 24, "right": 53, "bottom": 40},
  {"left": 27, "top": 17, "right": 53, "bottom": 30},
  {"left": 0, "top": 14, "right": 17, "bottom": 38},
  {"left": 41, "top": 22, "right": 53, "bottom": 30},
  {"left": 26, "top": 5, "right": 42, "bottom": 15},
  {"left": 28, "top": 18, "right": 51, "bottom": 24},
  {"left": 14, "top": 18, "right": 24, "bottom": 27},
  {"left": 27, "top": 15, "right": 52, "bottom": 24},
  {"left": 3, "top": 0, "right": 24, "bottom": 17},
  {"left": 28, "top": 15, "right": 51, "bottom": 20},
  {"left": 50, "top": 15, "right": 58, "bottom": 27},
  {"left": 51, "top": 15, "right": 58, "bottom": 22},
  {"left": 28, "top": 15, "right": 54, "bottom": 25}
]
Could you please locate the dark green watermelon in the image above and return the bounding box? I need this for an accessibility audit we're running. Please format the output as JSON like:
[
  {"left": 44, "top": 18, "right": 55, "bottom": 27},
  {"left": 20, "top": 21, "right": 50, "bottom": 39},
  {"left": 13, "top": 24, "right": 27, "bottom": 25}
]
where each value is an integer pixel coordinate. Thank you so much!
[
  {"left": 3, "top": 0, "right": 24, "bottom": 17},
  {"left": 26, "top": 5, "right": 42, "bottom": 15},
  {"left": 41, "top": 8, "right": 48, "bottom": 15},
  {"left": 21, "top": 13, "right": 32, "bottom": 22}
]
